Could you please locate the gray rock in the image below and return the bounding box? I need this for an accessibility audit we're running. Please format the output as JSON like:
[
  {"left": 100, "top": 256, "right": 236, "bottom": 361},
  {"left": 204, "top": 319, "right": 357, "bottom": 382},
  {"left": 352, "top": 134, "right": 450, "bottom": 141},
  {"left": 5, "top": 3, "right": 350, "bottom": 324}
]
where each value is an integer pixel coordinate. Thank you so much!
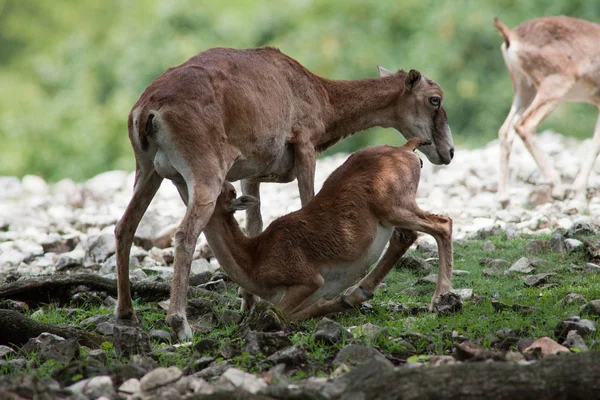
[
  {"left": 525, "top": 240, "right": 545, "bottom": 255},
  {"left": 548, "top": 233, "right": 567, "bottom": 254},
  {"left": 554, "top": 316, "right": 596, "bottom": 341},
  {"left": 220, "top": 368, "right": 268, "bottom": 395},
  {"left": 0, "top": 345, "right": 16, "bottom": 357},
  {"left": 416, "top": 274, "right": 438, "bottom": 285},
  {"left": 99, "top": 254, "right": 139, "bottom": 274},
  {"left": 565, "top": 238, "right": 584, "bottom": 252},
  {"left": 187, "top": 298, "right": 215, "bottom": 317},
  {"left": 80, "top": 314, "right": 112, "bottom": 329},
  {"left": 332, "top": 344, "right": 389, "bottom": 368},
  {"left": 506, "top": 257, "right": 536, "bottom": 274},
  {"left": 566, "top": 221, "right": 596, "bottom": 237},
  {"left": 96, "top": 321, "right": 116, "bottom": 336},
  {"left": 562, "top": 330, "right": 588, "bottom": 351},
  {"left": 581, "top": 299, "right": 600, "bottom": 316},
  {"left": 191, "top": 258, "right": 218, "bottom": 275},
  {"left": 83, "top": 234, "right": 116, "bottom": 266},
  {"left": 523, "top": 273, "right": 556, "bottom": 287},
  {"left": 113, "top": 324, "right": 152, "bottom": 358},
  {"left": 314, "top": 317, "right": 349, "bottom": 345},
  {"left": 22, "top": 333, "right": 79, "bottom": 363},
  {"left": 0, "top": 240, "right": 44, "bottom": 266},
  {"left": 353, "top": 322, "right": 389, "bottom": 344},
  {"left": 416, "top": 241, "right": 438, "bottom": 257},
  {"left": 219, "top": 309, "right": 243, "bottom": 326},
  {"left": 266, "top": 345, "right": 307, "bottom": 367},
  {"left": 71, "top": 291, "right": 104, "bottom": 307},
  {"left": 118, "top": 378, "right": 141, "bottom": 396},
  {"left": 142, "top": 266, "right": 174, "bottom": 279},
  {"left": 557, "top": 293, "right": 587, "bottom": 307},
  {"left": 395, "top": 255, "right": 431, "bottom": 275},
  {"left": 54, "top": 249, "right": 85, "bottom": 271},
  {"left": 150, "top": 329, "right": 173, "bottom": 343},
  {"left": 478, "top": 257, "right": 509, "bottom": 269},
  {"left": 197, "top": 278, "right": 227, "bottom": 292},
  {"left": 240, "top": 300, "right": 288, "bottom": 332},
  {"left": 140, "top": 366, "right": 183, "bottom": 392},
  {"left": 189, "top": 271, "right": 213, "bottom": 286},
  {"left": 582, "top": 263, "right": 600, "bottom": 273},
  {"left": 194, "top": 338, "right": 221, "bottom": 354},
  {"left": 193, "top": 361, "right": 231, "bottom": 380},
  {"left": 68, "top": 375, "right": 116, "bottom": 400},
  {"left": 433, "top": 292, "right": 463, "bottom": 315},
  {"left": 243, "top": 331, "right": 292, "bottom": 356},
  {"left": 482, "top": 240, "right": 496, "bottom": 251},
  {"left": 87, "top": 349, "right": 107, "bottom": 364},
  {"left": 491, "top": 300, "right": 536, "bottom": 313},
  {"left": 185, "top": 356, "right": 216, "bottom": 374}
]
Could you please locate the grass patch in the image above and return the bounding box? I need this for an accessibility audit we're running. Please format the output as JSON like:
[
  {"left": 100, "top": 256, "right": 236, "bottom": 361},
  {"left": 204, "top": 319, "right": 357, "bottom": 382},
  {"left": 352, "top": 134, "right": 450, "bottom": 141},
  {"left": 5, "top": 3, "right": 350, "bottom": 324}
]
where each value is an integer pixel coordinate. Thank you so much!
[{"left": 3, "top": 232, "right": 599, "bottom": 379}]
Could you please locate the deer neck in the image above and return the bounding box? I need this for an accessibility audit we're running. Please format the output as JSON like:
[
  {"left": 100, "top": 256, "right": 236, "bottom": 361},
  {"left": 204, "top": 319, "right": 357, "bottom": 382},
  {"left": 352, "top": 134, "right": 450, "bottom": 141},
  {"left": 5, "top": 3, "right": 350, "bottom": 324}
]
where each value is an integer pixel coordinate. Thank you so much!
[
  {"left": 321, "top": 75, "right": 403, "bottom": 144},
  {"left": 204, "top": 214, "right": 254, "bottom": 280}
]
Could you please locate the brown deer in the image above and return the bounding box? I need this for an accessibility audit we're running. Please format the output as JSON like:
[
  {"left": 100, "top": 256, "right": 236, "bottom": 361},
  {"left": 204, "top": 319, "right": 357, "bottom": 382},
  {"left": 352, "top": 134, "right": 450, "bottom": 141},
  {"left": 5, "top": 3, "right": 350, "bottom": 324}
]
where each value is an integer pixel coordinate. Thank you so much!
[
  {"left": 494, "top": 16, "right": 600, "bottom": 207},
  {"left": 203, "top": 138, "right": 453, "bottom": 321},
  {"left": 115, "top": 46, "right": 454, "bottom": 339}
]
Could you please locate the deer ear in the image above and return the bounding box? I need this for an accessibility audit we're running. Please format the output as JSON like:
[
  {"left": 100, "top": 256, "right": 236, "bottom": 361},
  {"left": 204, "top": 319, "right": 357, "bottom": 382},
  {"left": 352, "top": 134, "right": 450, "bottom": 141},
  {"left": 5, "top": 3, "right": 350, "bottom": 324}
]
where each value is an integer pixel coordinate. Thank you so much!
[
  {"left": 377, "top": 65, "right": 393, "bottom": 77},
  {"left": 405, "top": 69, "right": 422, "bottom": 89},
  {"left": 230, "top": 195, "right": 259, "bottom": 211}
]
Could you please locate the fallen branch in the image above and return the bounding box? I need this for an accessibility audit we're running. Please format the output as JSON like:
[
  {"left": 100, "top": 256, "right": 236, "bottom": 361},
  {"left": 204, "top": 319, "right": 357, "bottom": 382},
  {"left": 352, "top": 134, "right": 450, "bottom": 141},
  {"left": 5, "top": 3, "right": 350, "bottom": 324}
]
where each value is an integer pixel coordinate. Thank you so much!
[
  {"left": 0, "top": 273, "right": 237, "bottom": 308},
  {"left": 343, "top": 351, "right": 600, "bottom": 400},
  {"left": 0, "top": 310, "right": 105, "bottom": 348}
]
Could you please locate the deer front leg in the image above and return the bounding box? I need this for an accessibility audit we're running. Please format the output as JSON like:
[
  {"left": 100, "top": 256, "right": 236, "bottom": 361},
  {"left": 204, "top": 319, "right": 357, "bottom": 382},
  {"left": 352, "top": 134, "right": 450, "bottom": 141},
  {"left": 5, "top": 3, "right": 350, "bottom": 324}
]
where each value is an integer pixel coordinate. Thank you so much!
[
  {"left": 167, "top": 182, "right": 220, "bottom": 341},
  {"left": 241, "top": 180, "right": 263, "bottom": 236},
  {"left": 294, "top": 144, "right": 317, "bottom": 206},
  {"left": 115, "top": 168, "right": 163, "bottom": 321},
  {"left": 572, "top": 110, "right": 600, "bottom": 200}
]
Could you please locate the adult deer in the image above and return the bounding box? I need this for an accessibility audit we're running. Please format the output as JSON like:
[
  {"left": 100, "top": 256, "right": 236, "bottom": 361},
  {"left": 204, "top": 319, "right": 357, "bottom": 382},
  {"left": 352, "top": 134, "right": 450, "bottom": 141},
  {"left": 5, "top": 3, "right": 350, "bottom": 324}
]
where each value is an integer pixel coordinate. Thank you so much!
[
  {"left": 115, "top": 46, "right": 454, "bottom": 340},
  {"left": 494, "top": 16, "right": 600, "bottom": 206},
  {"left": 203, "top": 138, "right": 453, "bottom": 320}
]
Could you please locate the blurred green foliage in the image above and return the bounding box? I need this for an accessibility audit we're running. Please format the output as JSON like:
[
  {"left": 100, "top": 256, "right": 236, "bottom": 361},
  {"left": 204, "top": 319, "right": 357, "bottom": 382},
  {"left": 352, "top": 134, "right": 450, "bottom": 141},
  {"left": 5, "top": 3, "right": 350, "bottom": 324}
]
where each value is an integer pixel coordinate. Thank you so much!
[{"left": 1, "top": 0, "right": 599, "bottom": 181}]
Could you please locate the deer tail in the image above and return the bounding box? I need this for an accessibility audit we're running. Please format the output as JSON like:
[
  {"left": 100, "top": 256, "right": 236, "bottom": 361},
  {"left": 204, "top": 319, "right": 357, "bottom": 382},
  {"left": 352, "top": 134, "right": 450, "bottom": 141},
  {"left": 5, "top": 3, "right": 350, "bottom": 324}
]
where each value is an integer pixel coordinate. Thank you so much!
[{"left": 403, "top": 137, "right": 432, "bottom": 152}]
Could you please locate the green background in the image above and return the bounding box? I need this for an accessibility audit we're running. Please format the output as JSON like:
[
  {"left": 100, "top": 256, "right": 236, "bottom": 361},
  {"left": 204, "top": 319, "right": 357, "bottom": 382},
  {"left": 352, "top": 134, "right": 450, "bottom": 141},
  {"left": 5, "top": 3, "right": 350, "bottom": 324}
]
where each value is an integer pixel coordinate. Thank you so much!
[{"left": 1, "top": 0, "right": 599, "bottom": 181}]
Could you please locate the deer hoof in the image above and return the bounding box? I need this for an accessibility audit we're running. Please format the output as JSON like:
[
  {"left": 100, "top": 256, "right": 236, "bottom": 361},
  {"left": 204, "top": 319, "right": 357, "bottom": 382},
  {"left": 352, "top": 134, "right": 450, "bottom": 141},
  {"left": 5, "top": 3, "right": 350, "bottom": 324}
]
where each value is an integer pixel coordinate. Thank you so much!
[
  {"left": 551, "top": 185, "right": 566, "bottom": 200},
  {"left": 166, "top": 313, "right": 193, "bottom": 341},
  {"left": 343, "top": 285, "right": 374, "bottom": 306},
  {"left": 115, "top": 304, "right": 138, "bottom": 323}
]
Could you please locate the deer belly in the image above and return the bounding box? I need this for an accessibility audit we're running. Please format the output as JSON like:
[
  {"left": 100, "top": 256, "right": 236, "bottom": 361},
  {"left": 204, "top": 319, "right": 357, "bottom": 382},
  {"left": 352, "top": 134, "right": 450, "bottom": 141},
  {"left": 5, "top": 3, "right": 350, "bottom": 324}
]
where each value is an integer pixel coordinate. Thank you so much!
[{"left": 306, "top": 224, "right": 394, "bottom": 303}]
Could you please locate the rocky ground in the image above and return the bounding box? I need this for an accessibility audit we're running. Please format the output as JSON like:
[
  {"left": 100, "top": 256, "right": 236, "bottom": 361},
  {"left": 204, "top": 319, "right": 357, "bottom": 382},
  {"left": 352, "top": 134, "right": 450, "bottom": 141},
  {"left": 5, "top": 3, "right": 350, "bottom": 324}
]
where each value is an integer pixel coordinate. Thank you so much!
[{"left": 1, "top": 130, "right": 600, "bottom": 399}]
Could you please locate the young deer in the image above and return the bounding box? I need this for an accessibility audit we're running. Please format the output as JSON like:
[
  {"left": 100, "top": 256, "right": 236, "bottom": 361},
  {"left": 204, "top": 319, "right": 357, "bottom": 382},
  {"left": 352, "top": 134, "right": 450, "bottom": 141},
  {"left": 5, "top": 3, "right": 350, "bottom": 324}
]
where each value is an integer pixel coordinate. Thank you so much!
[
  {"left": 116, "top": 47, "right": 454, "bottom": 339},
  {"left": 203, "top": 138, "right": 453, "bottom": 320},
  {"left": 494, "top": 16, "right": 600, "bottom": 206}
]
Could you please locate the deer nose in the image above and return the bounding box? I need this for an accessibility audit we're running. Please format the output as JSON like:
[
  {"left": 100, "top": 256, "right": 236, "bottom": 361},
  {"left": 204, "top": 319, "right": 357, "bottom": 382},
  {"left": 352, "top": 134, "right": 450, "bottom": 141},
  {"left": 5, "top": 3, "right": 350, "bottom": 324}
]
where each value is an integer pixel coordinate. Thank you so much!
[{"left": 449, "top": 148, "right": 455, "bottom": 160}]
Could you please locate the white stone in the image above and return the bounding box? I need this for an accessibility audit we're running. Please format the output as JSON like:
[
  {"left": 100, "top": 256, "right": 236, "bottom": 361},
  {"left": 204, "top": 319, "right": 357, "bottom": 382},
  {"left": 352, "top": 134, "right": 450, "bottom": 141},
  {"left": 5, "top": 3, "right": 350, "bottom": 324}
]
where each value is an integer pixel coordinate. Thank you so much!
[
  {"left": 119, "top": 378, "right": 141, "bottom": 395},
  {"left": 21, "top": 175, "right": 48, "bottom": 195},
  {"left": 140, "top": 367, "right": 183, "bottom": 392},
  {"left": 220, "top": 368, "right": 268, "bottom": 395}
]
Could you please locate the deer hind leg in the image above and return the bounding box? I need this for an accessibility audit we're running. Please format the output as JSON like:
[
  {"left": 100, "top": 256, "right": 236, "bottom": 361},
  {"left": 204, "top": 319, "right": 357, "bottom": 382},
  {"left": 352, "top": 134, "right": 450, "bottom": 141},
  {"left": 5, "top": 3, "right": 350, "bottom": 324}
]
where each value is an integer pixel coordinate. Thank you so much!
[
  {"left": 115, "top": 166, "right": 163, "bottom": 321},
  {"left": 344, "top": 228, "right": 418, "bottom": 306},
  {"left": 387, "top": 204, "right": 453, "bottom": 310},
  {"left": 289, "top": 229, "right": 419, "bottom": 321},
  {"left": 498, "top": 75, "right": 536, "bottom": 207},
  {"left": 572, "top": 109, "right": 600, "bottom": 200},
  {"left": 514, "top": 77, "right": 575, "bottom": 199},
  {"left": 167, "top": 178, "right": 222, "bottom": 341},
  {"left": 238, "top": 180, "right": 263, "bottom": 312}
]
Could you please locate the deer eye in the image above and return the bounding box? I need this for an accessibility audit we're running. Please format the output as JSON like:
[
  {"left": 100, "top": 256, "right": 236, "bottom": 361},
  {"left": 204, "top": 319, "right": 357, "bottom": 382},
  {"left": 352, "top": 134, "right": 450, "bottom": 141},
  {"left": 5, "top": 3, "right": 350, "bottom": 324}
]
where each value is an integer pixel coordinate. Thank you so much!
[{"left": 429, "top": 96, "right": 441, "bottom": 107}]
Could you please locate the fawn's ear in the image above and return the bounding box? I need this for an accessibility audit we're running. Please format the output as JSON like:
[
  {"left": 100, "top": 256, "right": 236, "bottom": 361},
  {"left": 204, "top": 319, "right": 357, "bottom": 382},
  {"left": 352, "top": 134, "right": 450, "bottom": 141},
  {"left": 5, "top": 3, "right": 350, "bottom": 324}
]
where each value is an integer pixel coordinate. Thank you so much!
[
  {"left": 377, "top": 65, "right": 393, "bottom": 77},
  {"left": 230, "top": 195, "right": 259, "bottom": 211}
]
